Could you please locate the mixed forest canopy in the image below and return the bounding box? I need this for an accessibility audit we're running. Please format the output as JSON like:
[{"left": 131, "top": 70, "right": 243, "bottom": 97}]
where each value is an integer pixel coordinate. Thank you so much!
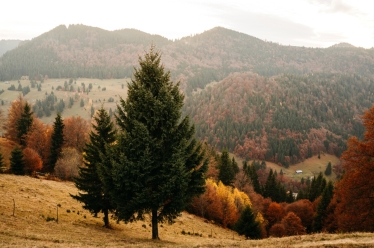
[
  {"left": 1, "top": 25, "right": 373, "bottom": 166},
  {"left": 1, "top": 41, "right": 374, "bottom": 240}
]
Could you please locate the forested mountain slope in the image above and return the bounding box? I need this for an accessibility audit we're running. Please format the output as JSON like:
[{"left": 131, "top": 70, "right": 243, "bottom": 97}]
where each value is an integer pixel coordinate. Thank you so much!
[
  {"left": 184, "top": 72, "right": 372, "bottom": 166},
  {"left": 1, "top": 25, "right": 374, "bottom": 94},
  {"left": 1, "top": 24, "right": 373, "bottom": 165}
]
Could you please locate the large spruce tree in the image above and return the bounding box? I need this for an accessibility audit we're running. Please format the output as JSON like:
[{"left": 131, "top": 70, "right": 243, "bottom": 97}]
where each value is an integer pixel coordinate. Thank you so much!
[
  {"left": 48, "top": 113, "right": 64, "bottom": 172},
  {"left": 71, "top": 108, "right": 116, "bottom": 227},
  {"left": 108, "top": 46, "right": 207, "bottom": 239},
  {"left": 10, "top": 146, "right": 25, "bottom": 175}
]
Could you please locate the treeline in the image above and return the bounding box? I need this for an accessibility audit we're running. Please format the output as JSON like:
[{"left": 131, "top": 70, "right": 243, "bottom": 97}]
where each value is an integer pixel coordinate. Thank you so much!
[{"left": 184, "top": 72, "right": 371, "bottom": 166}]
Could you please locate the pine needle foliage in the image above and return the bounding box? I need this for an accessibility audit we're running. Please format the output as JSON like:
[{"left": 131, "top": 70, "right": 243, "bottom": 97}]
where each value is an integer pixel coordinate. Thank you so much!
[
  {"left": 48, "top": 113, "right": 64, "bottom": 172},
  {"left": 109, "top": 46, "right": 207, "bottom": 239},
  {"left": 234, "top": 206, "right": 262, "bottom": 239},
  {"left": 71, "top": 108, "right": 116, "bottom": 227},
  {"left": 10, "top": 146, "right": 25, "bottom": 175}
]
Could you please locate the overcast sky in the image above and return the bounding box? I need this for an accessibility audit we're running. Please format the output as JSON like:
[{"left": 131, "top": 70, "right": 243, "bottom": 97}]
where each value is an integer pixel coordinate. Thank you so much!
[{"left": 1, "top": 0, "right": 373, "bottom": 48}]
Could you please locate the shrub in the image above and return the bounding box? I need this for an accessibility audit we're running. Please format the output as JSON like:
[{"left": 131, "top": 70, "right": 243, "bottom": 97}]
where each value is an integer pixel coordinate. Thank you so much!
[
  {"left": 54, "top": 147, "right": 81, "bottom": 180},
  {"left": 269, "top": 223, "right": 286, "bottom": 237}
]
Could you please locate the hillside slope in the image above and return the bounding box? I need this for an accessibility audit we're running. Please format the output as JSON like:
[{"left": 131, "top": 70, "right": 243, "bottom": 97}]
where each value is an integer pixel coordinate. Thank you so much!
[
  {"left": 1, "top": 174, "right": 373, "bottom": 247},
  {"left": 1, "top": 25, "right": 374, "bottom": 93},
  {"left": 184, "top": 72, "right": 372, "bottom": 165}
]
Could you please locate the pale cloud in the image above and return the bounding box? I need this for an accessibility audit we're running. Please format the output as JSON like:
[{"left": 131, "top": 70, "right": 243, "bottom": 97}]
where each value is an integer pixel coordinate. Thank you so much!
[{"left": 0, "top": 0, "right": 373, "bottom": 48}]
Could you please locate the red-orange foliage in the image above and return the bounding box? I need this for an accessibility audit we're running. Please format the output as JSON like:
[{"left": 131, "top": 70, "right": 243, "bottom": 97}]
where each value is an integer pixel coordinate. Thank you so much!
[
  {"left": 3, "top": 95, "right": 26, "bottom": 143},
  {"left": 26, "top": 118, "right": 52, "bottom": 167},
  {"left": 269, "top": 223, "right": 286, "bottom": 237},
  {"left": 333, "top": 106, "right": 374, "bottom": 232},
  {"left": 285, "top": 199, "right": 315, "bottom": 232},
  {"left": 265, "top": 202, "right": 285, "bottom": 229},
  {"left": 63, "top": 116, "right": 89, "bottom": 152},
  {"left": 281, "top": 212, "right": 306, "bottom": 236},
  {"left": 23, "top": 147, "right": 43, "bottom": 174}
]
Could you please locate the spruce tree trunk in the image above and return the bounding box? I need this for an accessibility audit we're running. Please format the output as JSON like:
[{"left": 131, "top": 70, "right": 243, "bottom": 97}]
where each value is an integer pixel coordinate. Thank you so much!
[
  {"left": 152, "top": 208, "right": 159, "bottom": 239},
  {"left": 103, "top": 209, "right": 109, "bottom": 228}
]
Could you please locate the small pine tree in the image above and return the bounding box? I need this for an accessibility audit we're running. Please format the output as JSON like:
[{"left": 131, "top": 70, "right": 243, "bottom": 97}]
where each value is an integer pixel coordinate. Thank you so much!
[
  {"left": 10, "top": 146, "right": 25, "bottom": 175},
  {"left": 218, "top": 149, "right": 235, "bottom": 186},
  {"left": 80, "top": 99, "right": 84, "bottom": 107},
  {"left": 313, "top": 181, "right": 334, "bottom": 232},
  {"left": 71, "top": 108, "right": 116, "bottom": 228},
  {"left": 48, "top": 113, "right": 64, "bottom": 172},
  {"left": 286, "top": 189, "right": 295, "bottom": 203},
  {"left": 234, "top": 206, "right": 262, "bottom": 239},
  {"left": 232, "top": 157, "right": 239, "bottom": 174},
  {"left": 16, "top": 102, "right": 33, "bottom": 146},
  {"left": 324, "top": 162, "right": 332, "bottom": 176}
]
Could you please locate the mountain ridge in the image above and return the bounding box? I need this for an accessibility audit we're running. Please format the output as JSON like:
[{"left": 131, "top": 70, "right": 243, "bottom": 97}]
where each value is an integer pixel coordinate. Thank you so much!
[{"left": 1, "top": 24, "right": 373, "bottom": 90}]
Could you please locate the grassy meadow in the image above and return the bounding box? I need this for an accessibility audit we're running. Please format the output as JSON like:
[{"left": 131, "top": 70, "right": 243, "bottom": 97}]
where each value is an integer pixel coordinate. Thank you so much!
[
  {"left": 0, "top": 78, "right": 129, "bottom": 125},
  {"left": 1, "top": 174, "right": 373, "bottom": 247}
]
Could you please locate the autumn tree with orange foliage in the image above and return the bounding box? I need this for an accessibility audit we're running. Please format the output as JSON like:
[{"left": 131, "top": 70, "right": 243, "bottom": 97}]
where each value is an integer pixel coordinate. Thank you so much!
[
  {"left": 269, "top": 223, "right": 286, "bottom": 237},
  {"left": 23, "top": 147, "right": 43, "bottom": 174},
  {"left": 0, "top": 108, "right": 4, "bottom": 133},
  {"left": 281, "top": 212, "right": 306, "bottom": 236},
  {"left": 333, "top": 106, "right": 374, "bottom": 232},
  {"left": 63, "top": 116, "right": 89, "bottom": 152},
  {"left": 264, "top": 202, "right": 285, "bottom": 231},
  {"left": 25, "top": 118, "right": 52, "bottom": 167},
  {"left": 285, "top": 199, "right": 315, "bottom": 233},
  {"left": 3, "top": 95, "right": 26, "bottom": 143}
]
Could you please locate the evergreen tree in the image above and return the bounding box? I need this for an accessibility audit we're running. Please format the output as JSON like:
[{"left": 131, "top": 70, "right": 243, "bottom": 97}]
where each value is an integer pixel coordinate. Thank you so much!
[
  {"left": 308, "top": 172, "right": 327, "bottom": 202},
  {"left": 16, "top": 102, "right": 33, "bottom": 146},
  {"left": 324, "top": 162, "right": 332, "bottom": 176},
  {"left": 48, "top": 113, "right": 64, "bottom": 172},
  {"left": 313, "top": 181, "right": 334, "bottom": 232},
  {"left": 10, "top": 146, "right": 25, "bottom": 175},
  {"left": 234, "top": 206, "right": 262, "bottom": 239},
  {"left": 108, "top": 46, "right": 207, "bottom": 239},
  {"left": 232, "top": 157, "right": 239, "bottom": 174},
  {"left": 263, "top": 169, "right": 276, "bottom": 199},
  {"left": 245, "top": 164, "right": 262, "bottom": 194},
  {"left": 71, "top": 108, "right": 116, "bottom": 227},
  {"left": 80, "top": 99, "right": 84, "bottom": 107},
  {"left": 263, "top": 169, "right": 287, "bottom": 202},
  {"left": 218, "top": 149, "right": 235, "bottom": 186},
  {"left": 286, "top": 189, "right": 295, "bottom": 203}
]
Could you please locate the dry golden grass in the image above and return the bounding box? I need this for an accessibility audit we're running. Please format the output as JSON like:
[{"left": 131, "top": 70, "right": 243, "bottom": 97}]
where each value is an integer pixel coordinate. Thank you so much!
[{"left": 1, "top": 174, "right": 373, "bottom": 247}]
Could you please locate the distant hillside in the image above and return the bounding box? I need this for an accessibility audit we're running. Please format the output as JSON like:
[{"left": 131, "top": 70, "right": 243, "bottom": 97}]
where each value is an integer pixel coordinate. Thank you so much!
[
  {"left": 329, "top": 42, "right": 355, "bottom": 48},
  {"left": 1, "top": 25, "right": 374, "bottom": 94},
  {"left": 0, "top": 39, "right": 22, "bottom": 56},
  {"left": 184, "top": 72, "right": 372, "bottom": 166}
]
